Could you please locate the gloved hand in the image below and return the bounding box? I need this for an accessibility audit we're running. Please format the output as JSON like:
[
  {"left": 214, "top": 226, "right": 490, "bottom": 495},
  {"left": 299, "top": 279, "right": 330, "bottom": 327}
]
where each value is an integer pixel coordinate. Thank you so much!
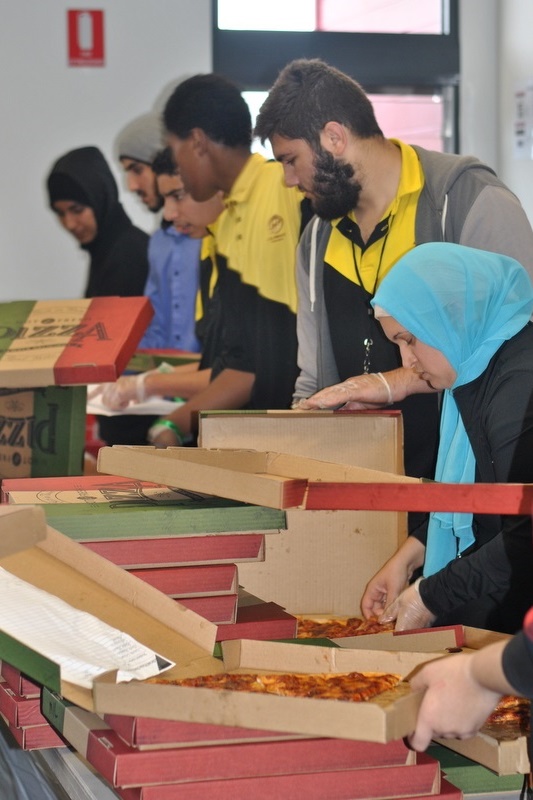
[
  {"left": 296, "top": 372, "right": 393, "bottom": 410},
  {"left": 98, "top": 372, "right": 149, "bottom": 411},
  {"left": 380, "top": 578, "right": 436, "bottom": 631}
]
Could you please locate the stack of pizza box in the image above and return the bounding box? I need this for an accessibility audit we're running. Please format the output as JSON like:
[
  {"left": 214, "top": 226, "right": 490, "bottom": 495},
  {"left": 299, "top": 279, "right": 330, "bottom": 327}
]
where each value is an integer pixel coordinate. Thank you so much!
[
  {"left": 0, "top": 297, "right": 152, "bottom": 480},
  {"left": 0, "top": 503, "right": 465, "bottom": 799},
  {"left": 0, "top": 472, "right": 297, "bottom": 639},
  {"left": 0, "top": 417, "right": 527, "bottom": 796}
]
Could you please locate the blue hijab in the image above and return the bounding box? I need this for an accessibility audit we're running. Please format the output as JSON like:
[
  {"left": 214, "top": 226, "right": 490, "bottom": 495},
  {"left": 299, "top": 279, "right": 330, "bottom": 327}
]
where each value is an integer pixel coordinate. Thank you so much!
[{"left": 372, "top": 242, "right": 533, "bottom": 576}]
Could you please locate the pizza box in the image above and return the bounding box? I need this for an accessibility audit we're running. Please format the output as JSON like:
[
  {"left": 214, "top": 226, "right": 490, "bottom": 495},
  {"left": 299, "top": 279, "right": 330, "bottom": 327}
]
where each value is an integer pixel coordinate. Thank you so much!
[
  {"left": 195, "top": 411, "right": 411, "bottom": 615},
  {"left": 97, "top": 443, "right": 414, "bottom": 615},
  {"left": 97, "top": 446, "right": 421, "bottom": 511},
  {"left": 0, "top": 525, "right": 219, "bottom": 708},
  {"left": 327, "top": 626, "right": 531, "bottom": 775},
  {"left": 198, "top": 409, "right": 406, "bottom": 474},
  {"left": 0, "top": 505, "right": 47, "bottom": 556},
  {"left": 0, "top": 525, "right": 425, "bottom": 744},
  {"left": 0, "top": 297, "right": 152, "bottom": 387},
  {"left": 0, "top": 385, "right": 86, "bottom": 478},
  {"left": 221, "top": 632, "right": 531, "bottom": 776},
  {"left": 127, "top": 348, "right": 201, "bottom": 373}
]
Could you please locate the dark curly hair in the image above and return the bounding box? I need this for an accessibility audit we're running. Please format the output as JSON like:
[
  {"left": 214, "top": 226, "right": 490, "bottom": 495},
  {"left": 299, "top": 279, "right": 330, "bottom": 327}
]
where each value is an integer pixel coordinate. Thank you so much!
[
  {"left": 255, "top": 58, "right": 383, "bottom": 148},
  {"left": 151, "top": 146, "right": 178, "bottom": 177},
  {"left": 163, "top": 74, "right": 252, "bottom": 149}
]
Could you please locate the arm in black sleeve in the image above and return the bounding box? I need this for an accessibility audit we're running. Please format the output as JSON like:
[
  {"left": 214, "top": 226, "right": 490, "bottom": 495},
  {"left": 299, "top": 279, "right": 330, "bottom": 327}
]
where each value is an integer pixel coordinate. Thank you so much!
[{"left": 419, "top": 336, "right": 533, "bottom": 625}]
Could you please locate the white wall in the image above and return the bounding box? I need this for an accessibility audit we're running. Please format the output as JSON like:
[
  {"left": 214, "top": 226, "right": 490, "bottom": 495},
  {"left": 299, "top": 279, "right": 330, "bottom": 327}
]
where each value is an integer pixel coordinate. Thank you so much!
[
  {"left": 0, "top": 0, "right": 212, "bottom": 301},
  {"left": 1, "top": 0, "right": 532, "bottom": 301},
  {"left": 499, "top": 0, "right": 533, "bottom": 225},
  {"left": 459, "top": 0, "right": 499, "bottom": 170}
]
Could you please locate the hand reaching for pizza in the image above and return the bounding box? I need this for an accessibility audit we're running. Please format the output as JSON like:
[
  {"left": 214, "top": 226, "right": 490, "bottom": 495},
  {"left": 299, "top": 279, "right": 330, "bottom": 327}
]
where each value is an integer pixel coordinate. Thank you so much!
[
  {"left": 380, "top": 578, "right": 436, "bottom": 631},
  {"left": 361, "top": 561, "right": 409, "bottom": 619},
  {"left": 361, "top": 537, "right": 426, "bottom": 620}
]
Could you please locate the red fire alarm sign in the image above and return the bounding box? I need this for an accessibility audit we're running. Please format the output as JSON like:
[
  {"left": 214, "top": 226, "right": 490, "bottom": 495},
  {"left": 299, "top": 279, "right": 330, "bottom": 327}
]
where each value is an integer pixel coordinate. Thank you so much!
[{"left": 68, "top": 10, "right": 105, "bottom": 67}]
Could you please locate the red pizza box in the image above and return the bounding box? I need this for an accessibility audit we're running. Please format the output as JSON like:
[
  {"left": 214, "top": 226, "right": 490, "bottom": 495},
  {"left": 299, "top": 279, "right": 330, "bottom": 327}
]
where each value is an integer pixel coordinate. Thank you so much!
[
  {"left": 83, "top": 533, "right": 265, "bottom": 569},
  {"left": 215, "top": 600, "right": 298, "bottom": 642},
  {"left": 43, "top": 689, "right": 424, "bottom": 790},
  {"left": 0, "top": 297, "right": 152, "bottom": 387},
  {"left": 1, "top": 660, "right": 42, "bottom": 699},
  {"left": 0, "top": 682, "right": 46, "bottom": 727},
  {"left": 0, "top": 714, "right": 66, "bottom": 750},
  {"left": 127, "top": 563, "right": 238, "bottom": 598},
  {"left": 103, "top": 711, "right": 309, "bottom": 750},
  {"left": 178, "top": 594, "right": 238, "bottom": 625},
  {"left": 113, "top": 752, "right": 439, "bottom": 799}
]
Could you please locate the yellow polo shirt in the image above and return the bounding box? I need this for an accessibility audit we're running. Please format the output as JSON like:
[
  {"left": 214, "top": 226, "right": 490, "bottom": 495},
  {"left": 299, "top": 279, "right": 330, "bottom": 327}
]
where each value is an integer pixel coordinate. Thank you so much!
[
  {"left": 325, "top": 140, "right": 424, "bottom": 290},
  {"left": 214, "top": 153, "right": 303, "bottom": 314}
]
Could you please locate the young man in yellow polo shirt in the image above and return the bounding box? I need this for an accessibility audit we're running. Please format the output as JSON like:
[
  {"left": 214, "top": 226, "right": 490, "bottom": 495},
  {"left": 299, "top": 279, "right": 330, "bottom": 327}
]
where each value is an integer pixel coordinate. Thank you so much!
[{"left": 145, "top": 73, "right": 310, "bottom": 446}]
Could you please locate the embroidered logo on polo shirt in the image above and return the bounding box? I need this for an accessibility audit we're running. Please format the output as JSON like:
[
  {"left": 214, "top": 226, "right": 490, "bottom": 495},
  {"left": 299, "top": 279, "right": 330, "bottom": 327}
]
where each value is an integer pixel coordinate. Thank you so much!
[{"left": 268, "top": 214, "right": 285, "bottom": 242}]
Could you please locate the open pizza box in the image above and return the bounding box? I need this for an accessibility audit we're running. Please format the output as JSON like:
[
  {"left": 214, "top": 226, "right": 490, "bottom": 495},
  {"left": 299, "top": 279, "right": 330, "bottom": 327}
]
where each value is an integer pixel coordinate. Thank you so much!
[
  {"left": 0, "top": 522, "right": 425, "bottom": 745},
  {"left": 97, "top": 438, "right": 417, "bottom": 615},
  {"left": 97, "top": 445, "right": 422, "bottom": 510},
  {"left": 221, "top": 628, "right": 530, "bottom": 776},
  {"left": 197, "top": 409, "right": 406, "bottom": 472},
  {"left": 0, "top": 505, "right": 48, "bottom": 556}
]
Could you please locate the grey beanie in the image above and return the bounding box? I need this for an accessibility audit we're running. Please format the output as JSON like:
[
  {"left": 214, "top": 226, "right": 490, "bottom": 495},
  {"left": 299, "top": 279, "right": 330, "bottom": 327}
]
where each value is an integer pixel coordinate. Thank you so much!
[{"left": 116, "top": 111, "right": 165, "bottom": 165}]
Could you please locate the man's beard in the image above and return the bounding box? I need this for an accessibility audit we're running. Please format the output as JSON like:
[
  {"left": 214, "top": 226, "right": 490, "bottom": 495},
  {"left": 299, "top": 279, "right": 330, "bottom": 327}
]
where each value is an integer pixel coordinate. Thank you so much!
[{"left": 311, "top": 149, "right": 361, "bottom": 220}]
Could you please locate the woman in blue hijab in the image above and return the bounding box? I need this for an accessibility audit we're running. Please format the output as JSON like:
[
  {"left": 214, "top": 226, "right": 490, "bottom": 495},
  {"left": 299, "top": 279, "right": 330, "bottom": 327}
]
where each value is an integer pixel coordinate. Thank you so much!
[{"left": 363, "top": 242, "right": 533, "bottom": 634}]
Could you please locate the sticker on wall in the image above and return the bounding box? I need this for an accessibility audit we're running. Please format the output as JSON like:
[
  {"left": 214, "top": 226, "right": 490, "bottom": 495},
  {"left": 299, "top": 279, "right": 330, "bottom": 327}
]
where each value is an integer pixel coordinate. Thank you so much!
[
  {"left": 513, "top": 84, "right": 533, "bottom": 160},
  {"left": 67, "top": 10, "right": 105, "bottom": 67}
]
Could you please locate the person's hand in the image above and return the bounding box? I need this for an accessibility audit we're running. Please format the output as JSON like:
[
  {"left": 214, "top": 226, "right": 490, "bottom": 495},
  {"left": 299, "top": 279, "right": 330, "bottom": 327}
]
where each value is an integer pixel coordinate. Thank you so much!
[
  {"left": 147, "top": 420, "right": 182, "bottom": 448},
  {"left": 91, "top": 373, "right": 150, "bottom": 411},
  {"left": 380, "top": 578, "right": 436, "bottom": 631},
  {"left": 361, "top": 538, "right": 426, "bottom": 619},
  {"left": 296, "top": 372, "right": 393, "bottom": 410},
  {"left": 408, "top": 653, "right": 504, "bottom": 751},
  {"left": 361, "top": 561, "right": 411, "bottom": 620}
]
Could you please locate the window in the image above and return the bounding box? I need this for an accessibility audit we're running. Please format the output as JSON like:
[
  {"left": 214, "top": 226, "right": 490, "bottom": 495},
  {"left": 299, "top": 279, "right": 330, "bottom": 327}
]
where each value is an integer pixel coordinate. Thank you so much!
[
  {"left": 218, "top": 0, "right": 446, "bottom": 34},
  {"left": 213, "top": 0, "right": 459, "bottom": 151}
]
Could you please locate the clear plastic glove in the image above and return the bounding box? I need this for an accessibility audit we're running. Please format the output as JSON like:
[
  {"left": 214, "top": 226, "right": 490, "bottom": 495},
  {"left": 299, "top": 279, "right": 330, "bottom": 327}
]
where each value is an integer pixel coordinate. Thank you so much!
[
  {"left": 296, "top": 372, "right": 393, "bottom": 410},
  {"left": 361, "top": 562, "right": 410, "bottom": 620},
  {"left": 361, "top": 537, "right": 426, "bottom": 619},
  {"left": 98, "top": 373, "right": 149, "bottom": 411},
  {"left": 380, "top": 578, "right": 436, "bottom": 631}
]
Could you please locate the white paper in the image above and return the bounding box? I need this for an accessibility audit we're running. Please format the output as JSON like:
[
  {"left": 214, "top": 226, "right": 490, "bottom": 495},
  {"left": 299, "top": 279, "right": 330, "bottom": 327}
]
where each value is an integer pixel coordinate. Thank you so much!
[
  {"left": 0, "top": 568, "right": 174, "bottom": 688},
  {"left": 86, "top": 384, "right": 181, "bottom": 417}
]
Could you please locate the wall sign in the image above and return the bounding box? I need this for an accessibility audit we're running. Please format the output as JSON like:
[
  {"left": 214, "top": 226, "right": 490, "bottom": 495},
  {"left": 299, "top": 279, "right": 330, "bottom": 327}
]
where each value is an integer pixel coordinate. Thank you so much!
[
  {"left": 67, "top": 10, "right": 105, "bottom": 67},
  {"left": 513, "top": 83, "right": 533, "bottom": 160}
]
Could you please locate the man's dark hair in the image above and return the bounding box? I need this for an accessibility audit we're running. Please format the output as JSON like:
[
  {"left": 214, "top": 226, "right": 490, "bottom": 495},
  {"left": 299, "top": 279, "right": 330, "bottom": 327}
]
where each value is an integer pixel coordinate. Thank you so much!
[
  {"left": 163, "top": 74, "right": 252, "bottom": 149},
  {"left": 254, "top": 58, "right": 383, "bottom": 148},
  {"left": 152, "top": 146, "right": 178, "bottom": 177}
]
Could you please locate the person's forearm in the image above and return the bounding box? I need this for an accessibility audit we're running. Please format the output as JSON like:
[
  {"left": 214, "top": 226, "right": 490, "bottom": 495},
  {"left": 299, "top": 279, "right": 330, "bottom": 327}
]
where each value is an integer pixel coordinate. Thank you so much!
[
  {"left": 380, "top": 367, "right": 437, "bottom": 402},
  {"left": 470, "top": 640, "right": 516, "bottom": 695},
  {"left": 162, "top": 369, "right": 255, "bottom": 436},
  {"left": 297, "top": 367, "right": 436, "bottom": 410},
  {"left": 143, "top": 365, "right": 211, "bottom": 401}
]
